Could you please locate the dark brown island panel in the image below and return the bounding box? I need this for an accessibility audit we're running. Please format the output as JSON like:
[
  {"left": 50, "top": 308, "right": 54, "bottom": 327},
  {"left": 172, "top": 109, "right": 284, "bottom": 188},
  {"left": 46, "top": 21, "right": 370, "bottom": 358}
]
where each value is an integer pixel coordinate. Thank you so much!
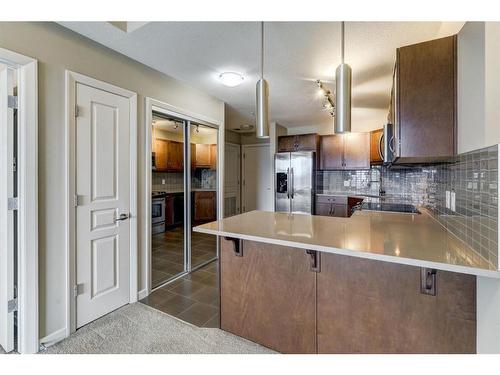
[{"left": 220, "top": 237, "right": 476, "bottom": 354}]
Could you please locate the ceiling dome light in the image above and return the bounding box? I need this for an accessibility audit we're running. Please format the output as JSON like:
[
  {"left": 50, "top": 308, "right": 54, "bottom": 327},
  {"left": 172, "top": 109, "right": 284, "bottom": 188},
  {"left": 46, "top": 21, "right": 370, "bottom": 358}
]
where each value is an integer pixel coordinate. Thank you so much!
[{"left": 219, "top": 72, "right": 244, "bottom": 87}]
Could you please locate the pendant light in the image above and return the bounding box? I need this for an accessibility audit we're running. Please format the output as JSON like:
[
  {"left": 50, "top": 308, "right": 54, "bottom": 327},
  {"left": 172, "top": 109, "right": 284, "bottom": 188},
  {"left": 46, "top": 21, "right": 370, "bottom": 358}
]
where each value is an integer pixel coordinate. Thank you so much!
[
  {"left": 256, "top": 21, "right": 270, "bottom": 138},
  {"left": 334, "top": 21, "right": 352, "bottom": 134}
]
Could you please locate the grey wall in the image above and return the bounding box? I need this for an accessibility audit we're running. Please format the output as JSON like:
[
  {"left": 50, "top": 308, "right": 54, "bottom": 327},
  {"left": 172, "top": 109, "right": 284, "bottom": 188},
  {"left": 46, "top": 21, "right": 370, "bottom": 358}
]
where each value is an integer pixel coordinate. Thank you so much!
[{"left": 0, "top": 22, "right": 225, "bottom": 340}]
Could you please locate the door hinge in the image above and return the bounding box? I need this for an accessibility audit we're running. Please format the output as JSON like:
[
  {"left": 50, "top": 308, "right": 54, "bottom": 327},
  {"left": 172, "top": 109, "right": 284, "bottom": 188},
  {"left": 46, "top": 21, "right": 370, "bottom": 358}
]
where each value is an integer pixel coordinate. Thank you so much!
[
  {"left": 8, "top": 298, "right": 17, "bottom": 313},
  {"left": 8, "top": 95, "right": 18, "bottom": 109},
  {"left": 74, "top": 195, "right": 84, "bottom": 207},
  {"left": 7, "top": 197, "right": 18, "bottom": 211},
  {"left": 75, "top": 105, "right": 80, "bottom": 118},
  {"left": 12, "top": 156, "right": 17, "bottom": 173},
  {"left": 73, "top": 284, "right": 84, "bottom": 297}
]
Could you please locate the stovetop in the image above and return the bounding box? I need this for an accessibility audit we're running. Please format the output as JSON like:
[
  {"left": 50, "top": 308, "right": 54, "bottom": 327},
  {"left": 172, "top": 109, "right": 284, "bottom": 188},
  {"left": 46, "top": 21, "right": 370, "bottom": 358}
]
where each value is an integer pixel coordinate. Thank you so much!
[{"left": 359, "top": 202, "right": 420, "bottom": 214}]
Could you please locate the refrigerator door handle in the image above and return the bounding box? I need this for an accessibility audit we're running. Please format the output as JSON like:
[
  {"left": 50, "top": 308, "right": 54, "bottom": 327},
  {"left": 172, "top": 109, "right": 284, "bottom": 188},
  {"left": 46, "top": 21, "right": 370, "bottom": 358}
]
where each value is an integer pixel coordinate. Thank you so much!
[
  {"left": 286, "top": 167, "right": 290, "bottom": 198},
  {"left": 290, "top": 167, "right": 294, "bottom": 199}
]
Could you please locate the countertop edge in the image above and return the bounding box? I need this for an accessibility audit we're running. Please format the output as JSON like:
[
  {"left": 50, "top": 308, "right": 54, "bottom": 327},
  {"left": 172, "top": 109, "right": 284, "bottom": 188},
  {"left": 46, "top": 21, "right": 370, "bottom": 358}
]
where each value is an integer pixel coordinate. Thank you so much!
[{"left": 193, "top": 226, "right": 500, "bottom": 279}]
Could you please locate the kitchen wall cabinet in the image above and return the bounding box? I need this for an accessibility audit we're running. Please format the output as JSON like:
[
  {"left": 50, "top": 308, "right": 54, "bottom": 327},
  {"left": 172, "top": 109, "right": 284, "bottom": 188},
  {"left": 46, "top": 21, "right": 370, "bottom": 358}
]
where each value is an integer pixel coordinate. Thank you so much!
[
  {"left": 370, "top": 128, "right": 384, "bottom": 163},
  {"left": 195, "top": 143, "right": 217, "bottom": 169},
  {"left": 319, "top": 133, "right": 370, "bottom": 170},
  {"left": 193, "top": 191, "right": 216, "bottom": 222},
  {"left": 277, "top": 134, "right": 319, "bottom": 153},
  {"left": 220, "top": 239, "right": 317, "bottom": 354},
  {"left": 395, "top": 35, "right": 457, "bottom": 162},
  {"left": 195, "top": 144, "right": 211, "bottom": 168},
  {"left": 317, "top": 252, "right": 476, "bottom": 353},
  {"left": 154, "top": 138, "right": 184, "bottom": 172}
]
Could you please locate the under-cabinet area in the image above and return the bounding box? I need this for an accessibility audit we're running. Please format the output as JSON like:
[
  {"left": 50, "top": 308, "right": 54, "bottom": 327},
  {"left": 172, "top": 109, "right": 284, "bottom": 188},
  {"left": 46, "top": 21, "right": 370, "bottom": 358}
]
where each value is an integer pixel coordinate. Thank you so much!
[
  {"left": 151, "top": 112, "right": 218, "bottom": 288},
  {"left": 219, "top": 237, "right": 477, "bottom": 354}
]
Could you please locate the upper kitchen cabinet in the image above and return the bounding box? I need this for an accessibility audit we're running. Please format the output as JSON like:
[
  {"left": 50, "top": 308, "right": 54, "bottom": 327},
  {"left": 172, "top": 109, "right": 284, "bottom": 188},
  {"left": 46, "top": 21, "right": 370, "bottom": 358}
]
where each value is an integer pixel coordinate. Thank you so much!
[
  {"left": 195, "top": 143, "right": 217, "bottom": 169},
  {"left": 278, "top": 134, "right": 319, "bottom": 153},
  {"left": 394, "top": 35, "right": 457, "bottom": 162},
  {"left": 154, "top": 138, "right": 184, "bottom": 172},
  {"left": 320, "top": 133, "right": 370, "bottom": 170}
]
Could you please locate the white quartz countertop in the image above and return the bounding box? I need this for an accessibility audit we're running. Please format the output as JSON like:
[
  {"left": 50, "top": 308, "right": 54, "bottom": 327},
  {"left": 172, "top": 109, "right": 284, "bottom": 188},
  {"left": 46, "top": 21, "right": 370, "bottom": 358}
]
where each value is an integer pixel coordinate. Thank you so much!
[{"left": 194, "top": 210, "right": 500, "bottom": 278}]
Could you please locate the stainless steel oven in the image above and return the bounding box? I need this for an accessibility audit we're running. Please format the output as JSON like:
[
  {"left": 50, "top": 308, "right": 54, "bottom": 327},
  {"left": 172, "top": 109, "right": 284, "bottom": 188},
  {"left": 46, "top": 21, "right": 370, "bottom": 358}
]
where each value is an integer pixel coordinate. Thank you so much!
[{"left": 152, "top": 195, "right": 166, "bottom": 234}]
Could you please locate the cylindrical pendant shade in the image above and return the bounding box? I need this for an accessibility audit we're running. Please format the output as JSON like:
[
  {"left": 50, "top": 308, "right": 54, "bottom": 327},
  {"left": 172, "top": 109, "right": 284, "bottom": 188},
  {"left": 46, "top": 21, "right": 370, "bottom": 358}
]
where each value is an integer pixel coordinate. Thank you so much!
[
  {"left": 256, "top": 78, "right": 270, "bottom": 138},
  {"left": 334, "top": 63, "right": 352, "bottom": 134}
]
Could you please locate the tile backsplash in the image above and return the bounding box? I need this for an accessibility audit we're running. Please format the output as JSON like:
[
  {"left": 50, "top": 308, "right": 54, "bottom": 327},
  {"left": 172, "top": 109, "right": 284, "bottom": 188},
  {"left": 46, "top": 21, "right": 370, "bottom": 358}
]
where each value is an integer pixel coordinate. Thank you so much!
[
  {"left": 152, "top": 168, "right": 217, "bottom": 192},
  {"left": 318, "top": 144, "right": 499, "bottom": 268}
]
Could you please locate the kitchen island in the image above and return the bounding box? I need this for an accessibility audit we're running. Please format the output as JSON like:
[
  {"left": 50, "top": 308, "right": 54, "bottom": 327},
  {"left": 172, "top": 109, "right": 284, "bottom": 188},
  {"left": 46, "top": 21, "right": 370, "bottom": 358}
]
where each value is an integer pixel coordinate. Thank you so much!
[{"left": 194, "top": 209, "right": 500, "bottom": 353}]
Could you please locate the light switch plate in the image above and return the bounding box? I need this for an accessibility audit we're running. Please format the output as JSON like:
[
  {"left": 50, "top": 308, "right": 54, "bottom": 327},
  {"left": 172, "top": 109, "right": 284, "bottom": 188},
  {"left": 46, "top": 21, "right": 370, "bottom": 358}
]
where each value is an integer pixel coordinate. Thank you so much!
[
  {"left": 451, "top": 191, "right": 456, "bottom": 212},
  {"left": 162, "top": 179, "right": 166, "bottom": 185},
  {"left": 446, "top": 190, "right": 450, "bottom": 209},
  {"left": 343, "top": 180, "right": 350, "bottom": 187}
]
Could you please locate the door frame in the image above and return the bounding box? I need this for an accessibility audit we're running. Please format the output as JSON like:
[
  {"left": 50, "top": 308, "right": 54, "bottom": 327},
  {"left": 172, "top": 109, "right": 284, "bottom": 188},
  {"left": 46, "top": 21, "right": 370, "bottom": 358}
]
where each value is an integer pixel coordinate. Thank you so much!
[
  {"left": 0, "top": 48, "right": 38, "bottom": 354},
  {"left": 144, "top": 97, "right": 223, "bottom": 296},
  {"left": 65, "top": 71, "right": 138, "bottom": 336},
  {"left": 241, "top": 143, "right": 271, "bottom": 212}
]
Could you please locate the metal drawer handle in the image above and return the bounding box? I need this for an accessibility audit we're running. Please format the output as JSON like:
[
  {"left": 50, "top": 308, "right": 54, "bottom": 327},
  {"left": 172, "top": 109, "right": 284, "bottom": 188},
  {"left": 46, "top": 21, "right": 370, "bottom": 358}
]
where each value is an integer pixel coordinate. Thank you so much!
[{"left": 115, "top": 213, "right": 129, "bottom": 222}]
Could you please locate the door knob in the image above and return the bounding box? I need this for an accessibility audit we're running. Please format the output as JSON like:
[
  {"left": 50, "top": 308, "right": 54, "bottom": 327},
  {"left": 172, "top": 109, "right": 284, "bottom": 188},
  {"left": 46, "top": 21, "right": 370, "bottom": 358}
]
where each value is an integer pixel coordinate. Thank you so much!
[{"left": 115, "top": 213, "right": 129, "bottom": 222}]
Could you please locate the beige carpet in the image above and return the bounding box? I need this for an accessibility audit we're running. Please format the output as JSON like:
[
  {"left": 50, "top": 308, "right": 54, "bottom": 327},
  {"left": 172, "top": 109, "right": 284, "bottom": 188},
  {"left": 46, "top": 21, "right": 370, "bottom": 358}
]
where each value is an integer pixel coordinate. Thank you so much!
[{"left": 41, "top": 303, "right": 275, "bottom": 354}]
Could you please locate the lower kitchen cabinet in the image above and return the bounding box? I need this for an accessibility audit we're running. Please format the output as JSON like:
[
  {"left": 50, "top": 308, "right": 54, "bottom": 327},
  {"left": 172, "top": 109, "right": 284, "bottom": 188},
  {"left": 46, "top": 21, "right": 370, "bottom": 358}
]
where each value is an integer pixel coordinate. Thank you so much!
[
  {"left": 193, "top": 191, "right": 216, "bottom": 222},
  {"left": 220, "top": 239, "right": 317, "bottom": 354},
  {"left": 317, "top": 252, "right": 476, "bottom": 354}
]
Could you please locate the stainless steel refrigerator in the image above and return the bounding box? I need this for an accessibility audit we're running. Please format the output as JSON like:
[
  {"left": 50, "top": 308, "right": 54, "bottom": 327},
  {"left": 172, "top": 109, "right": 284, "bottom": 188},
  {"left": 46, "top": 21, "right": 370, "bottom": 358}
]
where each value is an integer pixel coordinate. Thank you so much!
[{"left": 275, "top": 151, "right": 315, "bottom": 214}]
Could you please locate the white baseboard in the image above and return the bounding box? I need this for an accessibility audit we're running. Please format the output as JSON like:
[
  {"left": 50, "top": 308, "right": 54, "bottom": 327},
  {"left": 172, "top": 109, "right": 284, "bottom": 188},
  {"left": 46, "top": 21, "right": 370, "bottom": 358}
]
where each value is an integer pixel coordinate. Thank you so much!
[
  {"left": 39, "top": 327, "right": 68, "bottom": 348},
  {"left": 138, "top": 288, "right": 148, "bottom": 300}
]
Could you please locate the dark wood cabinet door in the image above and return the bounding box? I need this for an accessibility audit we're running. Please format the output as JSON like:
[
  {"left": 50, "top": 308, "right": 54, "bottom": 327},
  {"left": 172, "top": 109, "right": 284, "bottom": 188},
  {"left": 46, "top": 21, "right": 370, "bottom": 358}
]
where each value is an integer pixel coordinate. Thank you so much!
[
  {"left": 344, "top": 133, "right": 370, "bottom": 169},
  {"left": 317, "top": 253, "right": 476, "bottom": 353},
  {"left": 221, "top": 239, "right": 317, "bottom": 353},
  {"left": 397, "top": 35, "right": 457, "bottom": 160},
  {"left": 277, "top": 135, "right": 298, "bottom": 152},
  {"left": 278, "top": 134, "right": 319, "bottom": 153},
  {"left": 154, "top": 138, "right": 169, "bottom": 171},
  {"left": 194, "top": 191, "right": 216, "bottom": 222},
  {"left": 319, "top": 135, "right": 344, "bottom": 170},
  {"left": 190, "top": 143, "right": 196, "bottom": 170},
  {"left": 370, "top": 128, "right": 384, "bottom": 163},
  {"left": 296, "top": 134, "right": 319, "bottom": 151}
]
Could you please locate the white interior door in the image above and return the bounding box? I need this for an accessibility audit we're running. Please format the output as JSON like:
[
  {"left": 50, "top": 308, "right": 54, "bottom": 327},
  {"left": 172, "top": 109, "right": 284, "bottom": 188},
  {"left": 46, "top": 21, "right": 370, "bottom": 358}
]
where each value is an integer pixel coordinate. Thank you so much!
[
  {"left": 75, "top": 83, "right": 131, "bottom": 328},
  {"left": 0, "top": 64, "right": 15, "bottom": 352},
  {"left": 224, "top": 143, "right": 241, "bottom": 217},
  {"left": 242, "top": 144, "right": 272, "bottom": 212}
]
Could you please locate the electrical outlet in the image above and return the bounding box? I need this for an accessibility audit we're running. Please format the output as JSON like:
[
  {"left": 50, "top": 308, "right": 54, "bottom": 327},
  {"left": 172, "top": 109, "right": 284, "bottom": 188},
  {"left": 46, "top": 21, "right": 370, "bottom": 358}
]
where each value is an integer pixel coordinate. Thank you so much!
[
  {"left": 343, "top": 180, "right": 350, "bottom": 187},
  {"left": 445, "top": 190, "right": 450, "bottom": 209},
  {"left": 162, "top": 179, "right": 166, "bottom": 185},
  {"left": 450, "top": 191, "right": 456, "bottom": 212}
]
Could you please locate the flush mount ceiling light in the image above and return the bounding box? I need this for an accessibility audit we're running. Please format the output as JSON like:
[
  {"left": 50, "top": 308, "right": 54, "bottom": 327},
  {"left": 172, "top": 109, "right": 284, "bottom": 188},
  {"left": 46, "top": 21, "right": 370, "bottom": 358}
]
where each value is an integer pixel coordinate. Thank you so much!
[
  {"left": 334, "top": 21, "right": 352, "bottom": 134},
  {"left": 219, "top": 72, "right": 244, "bottom": 87},
  {"left": 256, "top": 21, "right": 270, "bottom": 139}
]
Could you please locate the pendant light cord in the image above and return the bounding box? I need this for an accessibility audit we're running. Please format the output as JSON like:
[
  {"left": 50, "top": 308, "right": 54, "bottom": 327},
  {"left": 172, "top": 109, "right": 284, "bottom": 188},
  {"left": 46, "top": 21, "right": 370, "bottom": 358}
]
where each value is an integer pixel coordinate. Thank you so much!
[
  {"left": 261, "top": 21, "right": 264, "bottom": 79},
  {"left": 341, "top": 21, "right": 345, "bottom": 64}
]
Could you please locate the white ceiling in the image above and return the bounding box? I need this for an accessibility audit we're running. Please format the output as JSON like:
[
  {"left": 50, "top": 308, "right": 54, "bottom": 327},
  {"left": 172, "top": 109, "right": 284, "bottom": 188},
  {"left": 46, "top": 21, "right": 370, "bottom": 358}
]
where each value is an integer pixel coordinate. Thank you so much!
[{"left": 59, "top": 21, "right": 464, "bottom": 133}]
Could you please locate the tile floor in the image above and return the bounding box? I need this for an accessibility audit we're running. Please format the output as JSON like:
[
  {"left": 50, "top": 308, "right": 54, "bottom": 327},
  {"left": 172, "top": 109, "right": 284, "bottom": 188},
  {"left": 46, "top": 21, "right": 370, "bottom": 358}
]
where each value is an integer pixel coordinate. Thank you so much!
[
  {"left": 151, "top": 226, "right": 217, "bottom": 288},
  {"left": 140, "top": 260, "right": 220, "bottom": 328}
]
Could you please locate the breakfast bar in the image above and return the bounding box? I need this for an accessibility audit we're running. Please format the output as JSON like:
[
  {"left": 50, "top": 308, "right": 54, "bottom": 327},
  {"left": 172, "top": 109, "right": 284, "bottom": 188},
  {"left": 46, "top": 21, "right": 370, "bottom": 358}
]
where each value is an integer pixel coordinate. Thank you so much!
[{"left": 194, "top": 209, "right": 500, "bottom": 354}]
